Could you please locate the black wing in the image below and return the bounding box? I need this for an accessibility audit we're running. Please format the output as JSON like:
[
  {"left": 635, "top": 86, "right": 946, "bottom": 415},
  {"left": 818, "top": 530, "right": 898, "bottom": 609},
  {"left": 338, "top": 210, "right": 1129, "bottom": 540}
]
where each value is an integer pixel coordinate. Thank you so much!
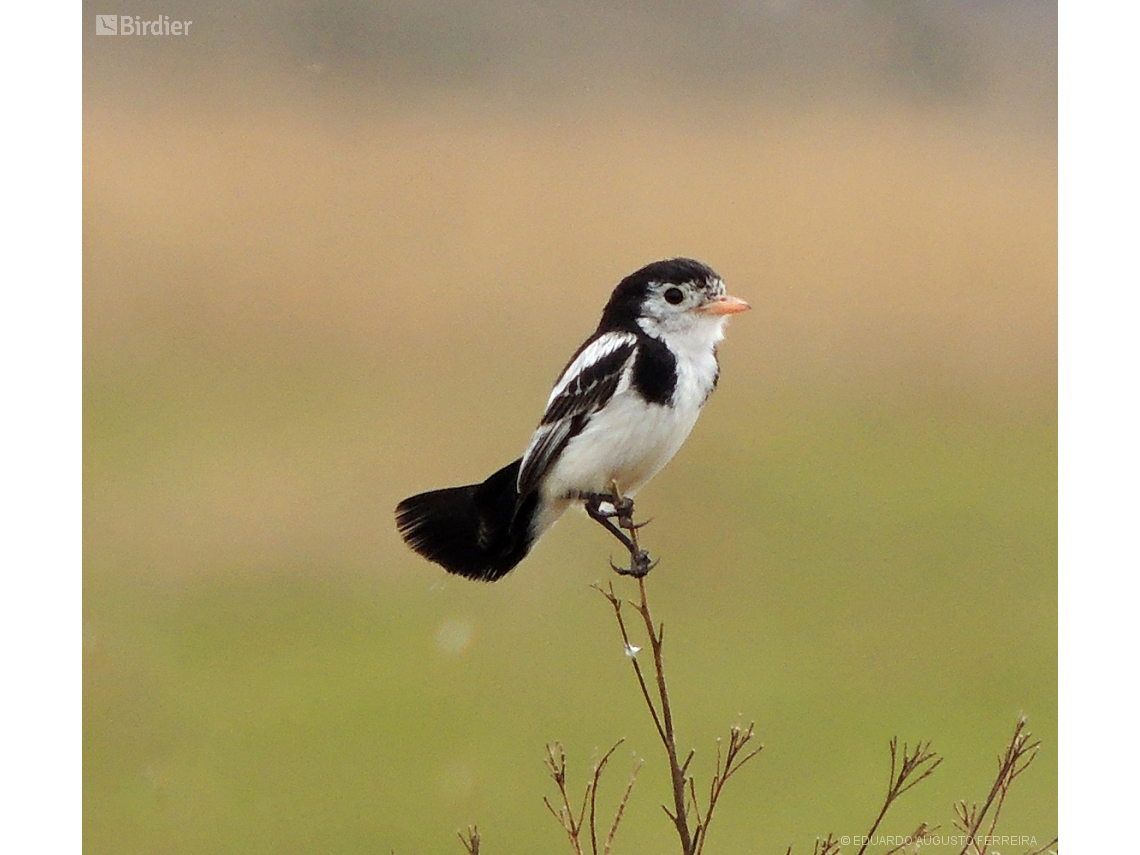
[{"left": 517, "top": 331, "right": 636, "bottom": 496}]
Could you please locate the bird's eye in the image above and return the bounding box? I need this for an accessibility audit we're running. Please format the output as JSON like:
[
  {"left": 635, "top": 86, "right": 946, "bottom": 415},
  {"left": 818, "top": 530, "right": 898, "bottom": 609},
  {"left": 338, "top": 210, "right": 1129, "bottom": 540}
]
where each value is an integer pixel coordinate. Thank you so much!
[{"left": 664, "top": 287, "right": 685, "bottom": 305}]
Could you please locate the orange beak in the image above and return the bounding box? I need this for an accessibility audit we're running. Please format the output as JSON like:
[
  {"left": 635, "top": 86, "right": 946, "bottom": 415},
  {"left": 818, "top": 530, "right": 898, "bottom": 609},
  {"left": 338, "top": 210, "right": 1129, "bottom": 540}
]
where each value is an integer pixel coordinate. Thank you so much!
[{"left": 698, "top": 295, "right": 751, "bottom": 316}]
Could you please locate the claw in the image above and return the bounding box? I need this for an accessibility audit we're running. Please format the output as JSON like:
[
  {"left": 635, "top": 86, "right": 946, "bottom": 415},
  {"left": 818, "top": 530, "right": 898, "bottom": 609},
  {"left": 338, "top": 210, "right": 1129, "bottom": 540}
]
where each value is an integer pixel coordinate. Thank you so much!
[
  {"left": 610, "top": 553, "right": 655, "bottom": 578},
  {"left": 624, "top": 550, "right": 656, "bottom": 578},
  {"left": 591, "top": 489, "right": 656, "bottom": 577}
]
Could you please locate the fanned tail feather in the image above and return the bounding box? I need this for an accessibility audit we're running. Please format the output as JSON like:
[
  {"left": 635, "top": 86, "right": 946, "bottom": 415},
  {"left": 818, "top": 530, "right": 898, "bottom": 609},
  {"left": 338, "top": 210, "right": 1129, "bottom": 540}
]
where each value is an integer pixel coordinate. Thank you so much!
[{"left": 395, "top": 458, "right": 539, "bottom": 582}]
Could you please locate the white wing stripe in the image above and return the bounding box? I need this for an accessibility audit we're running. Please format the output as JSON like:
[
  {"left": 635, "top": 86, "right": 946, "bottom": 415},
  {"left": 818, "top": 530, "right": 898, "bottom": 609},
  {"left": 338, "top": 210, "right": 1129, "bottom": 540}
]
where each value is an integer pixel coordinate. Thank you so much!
[{"left": 547, "top": 331, "right": 638, "bottom": 404}]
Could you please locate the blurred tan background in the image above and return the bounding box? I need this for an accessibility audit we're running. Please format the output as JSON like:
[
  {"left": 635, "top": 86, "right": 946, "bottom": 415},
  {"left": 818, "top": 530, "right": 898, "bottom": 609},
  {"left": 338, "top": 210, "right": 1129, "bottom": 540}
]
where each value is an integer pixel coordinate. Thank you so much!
[{"left": 84, "top": 2, "right": 1056, "bottom": 852}]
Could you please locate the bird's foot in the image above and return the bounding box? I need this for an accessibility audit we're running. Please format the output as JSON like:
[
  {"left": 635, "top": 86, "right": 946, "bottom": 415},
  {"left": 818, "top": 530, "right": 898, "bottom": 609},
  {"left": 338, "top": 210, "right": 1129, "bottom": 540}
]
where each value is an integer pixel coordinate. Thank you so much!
[
  {"left": 585, "top": 489, "right": 656, "bottom": 577},
  {"left": 584, "top": 491, "right": 646, "bottom": 527},
  {"left": 609, "top": 550, "right": 658, "bottom": 578},
  {"left": 610, "top": 494, "right": 635, "bottom": 528}
]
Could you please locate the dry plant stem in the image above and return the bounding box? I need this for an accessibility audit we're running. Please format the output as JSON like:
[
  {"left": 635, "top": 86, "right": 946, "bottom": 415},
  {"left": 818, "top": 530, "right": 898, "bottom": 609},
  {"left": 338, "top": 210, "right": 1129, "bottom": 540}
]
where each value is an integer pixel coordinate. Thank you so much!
[
  {"left": 543, "top": 743, "right": 588, "bottom": 855},
  {"left": 543, "top": 740, "right": 641, "bottom": 855},
  {"left": 691, "top": 722, "right": 762, "bottom": 855},
  {"left": 634, "top": 577, "right": 691, "bottom": 851},
  {"left": 595, "top": 581, "right": 689, "bottom": 850},
  {"left": 884, "top": 822, "right": 937, "bottom": 855},
  {"left": 595, "top": 577, "right": 761, "bottom": 855},
  {"left": 953, "top": 716, "right": 1041, "bottom": 855},
  {"left": 604, "top": 758, "right": 643, "bottom": 855},
  {"left": 854, "top": 738, "right": 943, "bottom": 855},
  {"left": 457, "top": 825, "right": 480, "bottom": 855}
]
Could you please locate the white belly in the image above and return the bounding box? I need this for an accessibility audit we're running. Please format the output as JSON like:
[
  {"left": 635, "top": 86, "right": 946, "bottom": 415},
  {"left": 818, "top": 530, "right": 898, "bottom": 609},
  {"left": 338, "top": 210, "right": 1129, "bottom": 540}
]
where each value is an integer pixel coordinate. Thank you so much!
[
  {"left": 528, "top": 387, "right": 707, "bottom": 538},
  {"left": 525, "top": 334, "right": 719, "bottom": 540},
  {"left": 542, "top": 391, "right": 700, "bottom": 500}
]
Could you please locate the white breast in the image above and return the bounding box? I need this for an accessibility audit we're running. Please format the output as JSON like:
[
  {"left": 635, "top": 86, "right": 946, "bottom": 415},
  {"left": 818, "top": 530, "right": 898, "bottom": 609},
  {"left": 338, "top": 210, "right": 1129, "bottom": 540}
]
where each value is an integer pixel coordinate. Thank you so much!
[{"left": 529, "top": 334, "right": 719, "bottom": 538}]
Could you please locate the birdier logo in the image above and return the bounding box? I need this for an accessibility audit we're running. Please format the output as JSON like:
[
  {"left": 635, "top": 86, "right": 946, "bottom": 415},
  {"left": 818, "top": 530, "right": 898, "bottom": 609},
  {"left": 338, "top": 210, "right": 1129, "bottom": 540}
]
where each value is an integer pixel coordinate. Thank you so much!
[{"left": 95, "top": 14, "right": 193, "bottom": 35}]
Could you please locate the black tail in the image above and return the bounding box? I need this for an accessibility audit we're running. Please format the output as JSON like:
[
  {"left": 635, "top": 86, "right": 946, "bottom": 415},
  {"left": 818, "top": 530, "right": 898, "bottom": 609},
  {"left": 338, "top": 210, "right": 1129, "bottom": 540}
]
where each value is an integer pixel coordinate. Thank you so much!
[{"left": 395, "top": 458, "right": 540, "bottom": 582}]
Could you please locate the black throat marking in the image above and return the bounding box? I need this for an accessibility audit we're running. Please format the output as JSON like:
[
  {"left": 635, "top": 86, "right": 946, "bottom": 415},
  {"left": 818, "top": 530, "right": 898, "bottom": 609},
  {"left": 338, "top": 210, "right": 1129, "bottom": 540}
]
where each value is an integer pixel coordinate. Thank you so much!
[{"left": 631, "top": 333, "right": 678, "bottom": 406}]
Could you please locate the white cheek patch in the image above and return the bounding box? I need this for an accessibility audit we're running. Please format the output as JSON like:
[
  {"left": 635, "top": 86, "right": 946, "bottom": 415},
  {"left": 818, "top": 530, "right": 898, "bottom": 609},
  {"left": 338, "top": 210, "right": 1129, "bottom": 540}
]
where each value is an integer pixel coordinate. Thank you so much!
[{"left": 636, "top": 315, "right": 659, "bottom": 337}]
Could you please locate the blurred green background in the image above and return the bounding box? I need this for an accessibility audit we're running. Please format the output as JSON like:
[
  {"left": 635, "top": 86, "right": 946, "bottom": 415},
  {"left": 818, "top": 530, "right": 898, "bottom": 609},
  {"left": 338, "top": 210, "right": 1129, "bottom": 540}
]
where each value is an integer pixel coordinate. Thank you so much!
[{"left": 84, "top": 2, "right": 1056, "bottom": 852}]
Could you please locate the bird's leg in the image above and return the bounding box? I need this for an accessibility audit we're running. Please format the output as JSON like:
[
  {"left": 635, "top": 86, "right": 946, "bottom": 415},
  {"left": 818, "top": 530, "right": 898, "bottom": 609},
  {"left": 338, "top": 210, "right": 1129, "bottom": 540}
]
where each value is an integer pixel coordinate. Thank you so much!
[
  {"left": 583, "top": 494, "right": 636, "bottom": 549},
  {"left": 582, "top": 485, "right": 656, "bottom": 578},
  {"left": 612, "top": 483, "right": 657, "bottom": 578}
]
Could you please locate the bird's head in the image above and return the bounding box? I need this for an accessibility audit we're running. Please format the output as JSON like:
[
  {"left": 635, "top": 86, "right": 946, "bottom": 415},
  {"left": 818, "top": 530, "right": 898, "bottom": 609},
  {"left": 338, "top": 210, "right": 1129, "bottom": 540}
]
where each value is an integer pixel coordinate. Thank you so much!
[{"left": 598, "top": 258, "right": 750, "bottom": 344}]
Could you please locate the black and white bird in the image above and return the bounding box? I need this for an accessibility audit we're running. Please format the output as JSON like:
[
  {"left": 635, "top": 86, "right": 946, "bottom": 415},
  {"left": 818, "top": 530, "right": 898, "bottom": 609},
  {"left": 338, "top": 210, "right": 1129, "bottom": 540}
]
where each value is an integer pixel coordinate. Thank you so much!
[{"left": 395, "top": 258, "right": 749, "bottom": 581}]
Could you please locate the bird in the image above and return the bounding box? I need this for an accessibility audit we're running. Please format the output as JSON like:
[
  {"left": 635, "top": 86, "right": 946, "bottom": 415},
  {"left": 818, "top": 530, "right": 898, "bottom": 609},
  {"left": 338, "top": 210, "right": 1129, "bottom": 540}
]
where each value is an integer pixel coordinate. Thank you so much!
[{"left": 395, "top": 257, "right": 749, "bottom": 581}]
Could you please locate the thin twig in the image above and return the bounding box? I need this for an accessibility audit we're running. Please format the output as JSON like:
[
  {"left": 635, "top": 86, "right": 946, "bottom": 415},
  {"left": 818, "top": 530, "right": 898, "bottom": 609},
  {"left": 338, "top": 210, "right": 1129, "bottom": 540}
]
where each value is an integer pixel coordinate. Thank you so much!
[
  {"left": 596, "top": 564, "right": 760, "bottom": 853},
  {"left": 592, "top": 582, "right": 668, "bottom": 747},
  {"left": 883, "top": 822, "right": 938, "bottom": 855},
  {"left": 544, "top": 742, "right": 585, "bottom": 855},
  {"left": 694, "top": 722, "right": 763, "bottom": 855},
  {"left": 1025, "top": 837, "right": 1058, "bottom": 855},
  {"left": 954, "top": 716, "right": 1040, "bottom": 855},
  {"left": 854, "top": 738, "right": 942, "bottom": 855},
  {"left": 543, "top": 739, "right": 640, "bottom": 855},
  {"left": 457, "top": 825, "right": 480, "bottom": 855},
  {"left": 588, "top": 741, "right": 624, "bottom": 855},
  {"left": 589, "top": 493, "right": 760, "bottom": 854},
  {"left": 604, "top": 757, "right": 643, "bottom": 855},
  {"left": 631, "top": 575, "right": 692, "bottom": 853}
]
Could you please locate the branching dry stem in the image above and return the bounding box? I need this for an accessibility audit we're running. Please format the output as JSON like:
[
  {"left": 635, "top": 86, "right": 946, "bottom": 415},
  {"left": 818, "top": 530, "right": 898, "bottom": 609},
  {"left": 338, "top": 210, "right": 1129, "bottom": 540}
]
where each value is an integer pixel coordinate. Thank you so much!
[
  {"left": 454, "top": 491, "right": 1053, "bottom": 855},
  {"left": 457, "top": 825, "right": 480, "bottom": 855},
  {"left": 884, "top": 823, "right": 938, "bottom": 855},
  {"left": 593, "top": 541, "right": 762, "bottom": 855},
  {"left": 543, "top": 740, "right": 642, "bottom": 855},
  {"left": 952, "top": 715, "right": 1041, "bottom": 855},
  {"left": 854, "top": 738, "right": 942, "bottom": 855}
]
